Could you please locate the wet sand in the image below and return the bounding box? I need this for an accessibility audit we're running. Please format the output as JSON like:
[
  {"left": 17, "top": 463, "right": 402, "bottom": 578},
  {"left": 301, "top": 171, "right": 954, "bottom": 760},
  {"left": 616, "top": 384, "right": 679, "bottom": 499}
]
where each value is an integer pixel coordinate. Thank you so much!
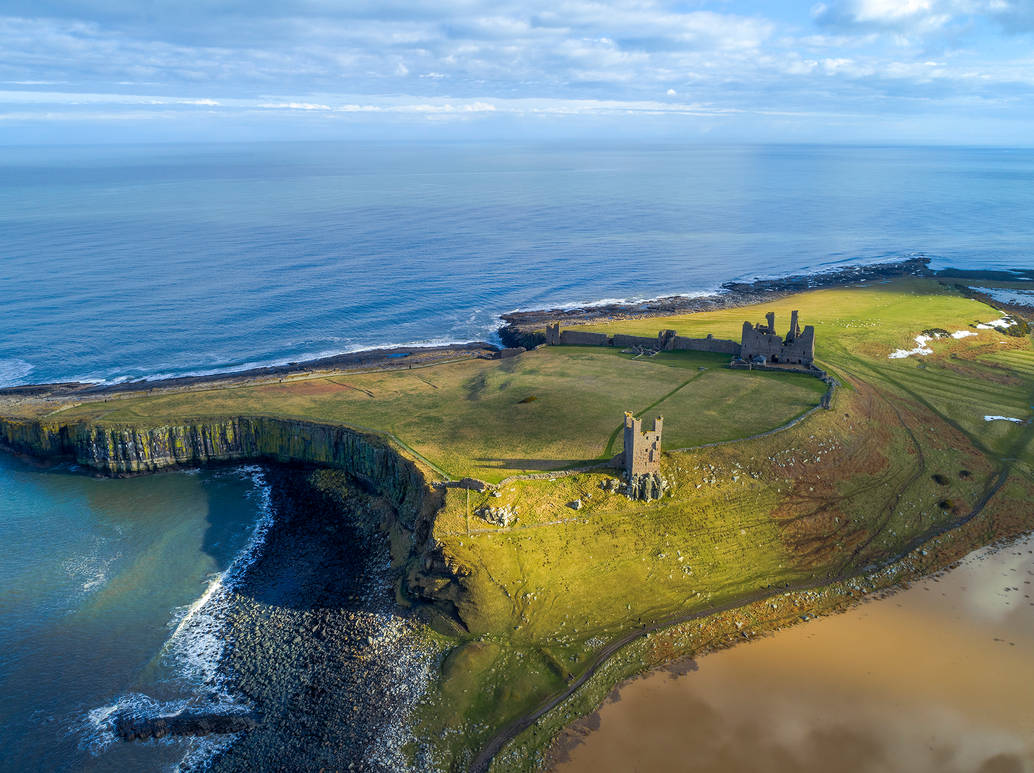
[{"left": 552, "top": 534, "right": 1034, "bottom": 773}]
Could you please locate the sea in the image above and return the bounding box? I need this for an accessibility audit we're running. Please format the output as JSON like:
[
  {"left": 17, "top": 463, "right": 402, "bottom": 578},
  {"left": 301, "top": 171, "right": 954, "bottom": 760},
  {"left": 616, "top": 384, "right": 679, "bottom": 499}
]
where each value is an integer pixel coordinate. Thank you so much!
[{"left": 1, "top": 142, "right": 1033, "bottom": 772}]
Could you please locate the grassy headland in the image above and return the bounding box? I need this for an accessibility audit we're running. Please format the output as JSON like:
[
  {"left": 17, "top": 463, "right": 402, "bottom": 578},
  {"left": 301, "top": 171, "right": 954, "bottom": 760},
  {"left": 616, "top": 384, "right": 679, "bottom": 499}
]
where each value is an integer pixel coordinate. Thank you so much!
[
  {"left": 47, "top": 347, "right": 825, "bottom": 483},
  {"left": 2, "top": 277, "right": 1033, "bottom": 772}
]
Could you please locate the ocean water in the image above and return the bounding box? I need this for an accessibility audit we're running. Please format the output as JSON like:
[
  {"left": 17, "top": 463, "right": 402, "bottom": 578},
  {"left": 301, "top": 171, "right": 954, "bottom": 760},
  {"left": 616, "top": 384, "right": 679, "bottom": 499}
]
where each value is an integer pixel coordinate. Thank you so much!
[
  {"left": 2, "top": 142, "right": 1034, "bottom": 771},
  {"left": 1, "top": 142, "right": 1033, "bottom": 387},
  {"left": 0, "top": 456, "right": 269, "bottom": 772}
]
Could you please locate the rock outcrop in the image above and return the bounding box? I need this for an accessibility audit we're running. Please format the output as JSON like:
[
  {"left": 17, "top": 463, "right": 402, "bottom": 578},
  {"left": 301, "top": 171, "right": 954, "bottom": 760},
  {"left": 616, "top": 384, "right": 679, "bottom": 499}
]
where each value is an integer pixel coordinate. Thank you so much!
[
  {"left": 0, "top": 414, "right": 466, "bottom": 623},
  {"left": 115, "top": 710, "right": 259, "bottom": 742},
  {"left": 0, "top": 416, "right": 431, "bottom": 522},
  {"left": 625, "top": 472, "right": 668, "bottom": 501}
]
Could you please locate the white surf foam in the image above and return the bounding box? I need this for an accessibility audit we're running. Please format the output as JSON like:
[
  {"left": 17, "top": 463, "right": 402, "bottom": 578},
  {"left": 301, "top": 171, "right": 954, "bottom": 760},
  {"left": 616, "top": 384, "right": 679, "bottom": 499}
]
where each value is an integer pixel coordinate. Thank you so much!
[
  {"left": 0, "top": 358, "right": 34, "bottom": 386},
  {"left": 729, "top": 253, "right": 928, "bottom": 285},
  {"left": 63, "top": 537, "right": 120, "bottom": 595},
  {"left": 83, "top": 693, "right": 190, "bottom": 754},
  {"left": 507, "top": 288, "right": 718, "bottom": 314},
  {"left": 970, "top": 286, "right": 1034, "bottom": 307},
  {"left": 68, "top": 335, "right": 499, "bottom": 386},
  {"left": 84, "top": 466, "right": 274, "bottom": 768},
  {"left": 163, "top": 466, "right": 273, "bottom": 698}
]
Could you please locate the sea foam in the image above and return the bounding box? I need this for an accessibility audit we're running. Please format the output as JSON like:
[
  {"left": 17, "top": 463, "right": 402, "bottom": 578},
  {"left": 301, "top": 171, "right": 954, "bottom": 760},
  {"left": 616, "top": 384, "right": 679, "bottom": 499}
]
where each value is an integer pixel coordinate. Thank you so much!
[
  {"left": 0, "top": 358, "right": 34, "bottom": 387},
  {"left": 84, "top": 466, "right": 274, "bottom": 768}
]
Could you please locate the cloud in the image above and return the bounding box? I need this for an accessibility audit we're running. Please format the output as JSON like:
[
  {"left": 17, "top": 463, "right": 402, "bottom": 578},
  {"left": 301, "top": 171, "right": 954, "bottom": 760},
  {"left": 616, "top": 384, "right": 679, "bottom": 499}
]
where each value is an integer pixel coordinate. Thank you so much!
[
  {"left": 2, "top": 1, "right": 1034, "bottom": 143},
  {"left": 813, "top": 0, "right": 1034, "bottom": 34}
]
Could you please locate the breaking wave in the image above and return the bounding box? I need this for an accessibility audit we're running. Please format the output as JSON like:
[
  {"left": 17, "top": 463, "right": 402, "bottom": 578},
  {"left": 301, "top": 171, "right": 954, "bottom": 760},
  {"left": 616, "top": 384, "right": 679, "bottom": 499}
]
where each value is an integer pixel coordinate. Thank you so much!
[
  {"left": 0, "top": 358, "right": 34, "bottom": 387},
  {"left": 83, "top": 466, "right": 274, "bottom": 770}
]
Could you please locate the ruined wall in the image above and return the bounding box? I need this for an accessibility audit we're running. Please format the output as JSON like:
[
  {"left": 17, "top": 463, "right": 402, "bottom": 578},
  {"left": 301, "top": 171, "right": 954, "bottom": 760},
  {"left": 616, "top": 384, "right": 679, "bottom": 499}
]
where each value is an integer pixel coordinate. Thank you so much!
[
  {"left": 611, "top": 333, "right": 660, "bottom": 349},
  {"left": 547, "top": 323, "right": 741, "bottom": 356},
  {"left": 559, "top": 330, "right": 611, "bottom": 346},
  {"left": 672, "top": 335, "right": 742, "bottom": 355}
]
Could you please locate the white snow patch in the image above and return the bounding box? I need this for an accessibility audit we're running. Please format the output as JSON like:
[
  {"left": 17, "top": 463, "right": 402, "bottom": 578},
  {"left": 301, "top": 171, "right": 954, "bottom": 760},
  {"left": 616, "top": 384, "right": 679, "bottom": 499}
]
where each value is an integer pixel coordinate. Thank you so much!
[
  {"left": 976, "top": 318, "right": 1016, "bottom": 330},
  {"left": 889, "top": 335, "right": 935, "bottom": 359},
  {"left": 952, "top": 330, "right": 977, "bottom": 339},
  {"left": 984, "top": 415, "right": 1024, "bottom": 423}
]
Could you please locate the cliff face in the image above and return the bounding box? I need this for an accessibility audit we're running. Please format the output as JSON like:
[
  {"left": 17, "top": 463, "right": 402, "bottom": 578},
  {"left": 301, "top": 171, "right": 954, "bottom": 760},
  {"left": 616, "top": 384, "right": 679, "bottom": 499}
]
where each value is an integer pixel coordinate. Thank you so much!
[
  {"left": 1, "top": 415, "right": 435, "bottom": 522},
  {"left": 0, "top": 415, "right": 460, "bottom": 616}
]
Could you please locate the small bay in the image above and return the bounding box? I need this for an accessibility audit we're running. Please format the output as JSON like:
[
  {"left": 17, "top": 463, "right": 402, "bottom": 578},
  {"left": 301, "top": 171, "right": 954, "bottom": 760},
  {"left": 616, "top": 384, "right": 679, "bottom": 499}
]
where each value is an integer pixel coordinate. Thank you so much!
[{"left": 0, "top": 455, "right": 268, "bottom": 771}]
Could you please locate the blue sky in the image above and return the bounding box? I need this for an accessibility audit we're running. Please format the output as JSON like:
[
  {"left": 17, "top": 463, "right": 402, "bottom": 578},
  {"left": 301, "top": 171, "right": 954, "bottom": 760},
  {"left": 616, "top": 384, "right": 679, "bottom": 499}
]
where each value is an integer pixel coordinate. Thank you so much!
[{"left": 2, "top": 1, "right": 1034, "bottom": 144}]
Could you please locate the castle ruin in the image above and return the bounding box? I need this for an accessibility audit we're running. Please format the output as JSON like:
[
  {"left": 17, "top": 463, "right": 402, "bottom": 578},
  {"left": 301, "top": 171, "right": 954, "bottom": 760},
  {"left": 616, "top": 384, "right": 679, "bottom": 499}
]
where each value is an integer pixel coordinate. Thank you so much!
[
  {"left": 544, "top": 311, "right": 819, "bottom": 374},
  {"left": 545, "top": 322, "right": 740, "bottom": 355},
  {"left": 739, "top": 310, "right": 815, "bottom": 367},
  {"left": 623, "top": 412, "right": 662, "bottom": 475},
  {"left": 619, "top": 412, "right": 666, "bottom": 500}
]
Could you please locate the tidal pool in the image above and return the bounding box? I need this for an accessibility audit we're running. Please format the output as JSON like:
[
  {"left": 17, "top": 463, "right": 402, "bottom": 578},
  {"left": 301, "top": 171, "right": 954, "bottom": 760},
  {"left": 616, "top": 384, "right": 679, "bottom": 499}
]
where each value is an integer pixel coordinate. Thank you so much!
[{"left": 553, "top": 535, "right": 1034, "bottom": 773}]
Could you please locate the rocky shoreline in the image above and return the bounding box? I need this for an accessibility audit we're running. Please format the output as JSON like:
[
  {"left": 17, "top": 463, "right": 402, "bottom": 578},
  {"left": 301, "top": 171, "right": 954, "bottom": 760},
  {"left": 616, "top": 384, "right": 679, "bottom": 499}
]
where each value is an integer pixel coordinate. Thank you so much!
[
  {"left": 0, "top": 342, "right": 498, "bottom": 402},
  {"left": 497, "top": 257, "right": 934, "bottom": 348},
  {"left": 3, "top": 257, "right": 1026, "bottom": 408},
  {"left": 201, "top": 465, "right": 440, "bottom": 772}
]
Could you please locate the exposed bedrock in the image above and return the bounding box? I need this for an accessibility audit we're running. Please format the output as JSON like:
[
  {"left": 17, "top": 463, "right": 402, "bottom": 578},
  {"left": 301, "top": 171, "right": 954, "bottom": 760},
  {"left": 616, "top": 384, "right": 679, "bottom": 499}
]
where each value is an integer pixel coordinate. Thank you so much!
[
  {"left": 0, "top": 416, "right": 431, "bottom": 520},
  {"left": 115, "top": 711, "right": 259, "bottom": 742},
  {"left": 0, "top": 415, "right": 465, "bottom": 625}
]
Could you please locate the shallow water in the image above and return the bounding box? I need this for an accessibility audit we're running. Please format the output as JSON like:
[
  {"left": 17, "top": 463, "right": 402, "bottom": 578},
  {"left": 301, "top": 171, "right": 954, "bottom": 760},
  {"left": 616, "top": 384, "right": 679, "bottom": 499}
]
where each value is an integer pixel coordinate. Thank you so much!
[
  {"left": 0, "top": 455, "right": 268, "bottom": 772},
  {"left": 553, "top": 534, "right": 1034, "bottom": 773}
]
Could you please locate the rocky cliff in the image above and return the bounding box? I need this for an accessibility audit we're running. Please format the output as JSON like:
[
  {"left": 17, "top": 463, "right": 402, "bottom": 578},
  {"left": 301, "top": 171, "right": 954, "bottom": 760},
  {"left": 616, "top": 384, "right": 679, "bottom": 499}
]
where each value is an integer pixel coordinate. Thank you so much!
[
  {"left": 2, "top": 415, "right": 432, "bottom": 516},
  {"left": 0, "top": 414, "right": 461, "bottom": 618}
]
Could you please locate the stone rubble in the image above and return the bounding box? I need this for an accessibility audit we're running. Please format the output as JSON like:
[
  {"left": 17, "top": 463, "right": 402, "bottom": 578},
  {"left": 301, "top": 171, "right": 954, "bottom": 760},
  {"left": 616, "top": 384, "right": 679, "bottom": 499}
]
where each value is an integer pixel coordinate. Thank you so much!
[{"left": 476, "top": 504, "right": 517, "bottom": 527}]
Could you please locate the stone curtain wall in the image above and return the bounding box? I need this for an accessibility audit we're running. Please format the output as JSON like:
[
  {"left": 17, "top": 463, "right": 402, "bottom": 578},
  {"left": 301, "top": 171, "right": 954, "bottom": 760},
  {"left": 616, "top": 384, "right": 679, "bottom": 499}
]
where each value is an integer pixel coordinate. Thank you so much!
[
  {"left": 671, "top": 336, "right": 741, "bottom": 355},
  {"left": 560, "top": 330, "right": 611, "bottom": 346},
  {"left": 552, "top": 326, "right": 743, "bottom": 356},
  {"left": 610, "top": 333, "right": 662, "bottom": 348}
]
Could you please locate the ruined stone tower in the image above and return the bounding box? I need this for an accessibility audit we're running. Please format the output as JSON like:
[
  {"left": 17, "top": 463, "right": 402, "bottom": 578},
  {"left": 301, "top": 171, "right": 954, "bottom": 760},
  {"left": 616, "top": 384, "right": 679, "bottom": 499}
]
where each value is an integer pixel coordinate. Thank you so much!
[
  {"left": 623, "top": 412, "right": 662, "bottom": 476},
  {"left": 740, "top": 310, "right": 815, "bottom": 366}
]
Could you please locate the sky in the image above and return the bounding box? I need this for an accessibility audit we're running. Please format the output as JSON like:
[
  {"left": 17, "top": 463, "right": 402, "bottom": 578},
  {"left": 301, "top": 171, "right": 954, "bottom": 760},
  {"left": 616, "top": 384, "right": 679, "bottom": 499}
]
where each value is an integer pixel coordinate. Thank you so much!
[{"left": 2, "top": 0, "right": 1034, "bottom": 144}]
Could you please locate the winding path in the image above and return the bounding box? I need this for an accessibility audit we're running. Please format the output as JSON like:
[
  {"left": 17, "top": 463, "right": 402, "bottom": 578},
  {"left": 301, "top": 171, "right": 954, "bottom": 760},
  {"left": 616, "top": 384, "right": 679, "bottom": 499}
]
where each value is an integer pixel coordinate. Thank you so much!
[{"left": 469, "top": 387, "right": 1025, "bottom": 773}]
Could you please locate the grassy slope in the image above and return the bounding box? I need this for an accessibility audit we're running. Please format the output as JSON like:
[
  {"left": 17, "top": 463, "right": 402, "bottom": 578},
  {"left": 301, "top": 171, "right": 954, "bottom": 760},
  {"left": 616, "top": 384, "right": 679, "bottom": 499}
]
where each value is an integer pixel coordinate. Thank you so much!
[
  {"left": 51, "top": 347, "right": 824, "bottom": 483},
  {"left": 410, "top": 279, "right": 1034, "bottom": 770},
  {"left": 17, "top": 278, "right": 1034, "bottom": 770}
]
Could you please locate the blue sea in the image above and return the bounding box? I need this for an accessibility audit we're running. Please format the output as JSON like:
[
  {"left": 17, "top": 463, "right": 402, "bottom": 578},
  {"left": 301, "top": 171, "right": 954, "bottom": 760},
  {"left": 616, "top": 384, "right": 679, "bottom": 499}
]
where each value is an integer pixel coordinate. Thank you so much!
[
  {"left": 1, "top": 142, "right": 1033, "bottom": 771},
  {"left": 2, "top": 142, "right": 1033, "bottom": 387}
]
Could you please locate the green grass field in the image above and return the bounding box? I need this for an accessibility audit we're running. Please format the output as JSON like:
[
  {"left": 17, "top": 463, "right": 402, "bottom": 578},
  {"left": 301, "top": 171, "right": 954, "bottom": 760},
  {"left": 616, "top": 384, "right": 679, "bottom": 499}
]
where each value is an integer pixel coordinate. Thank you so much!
[
  {"left": 409, "top": 278, "right": 1034, "bottom": 769},
  {"left": 8, "top": 277, "right": 1034, "bottom": 771},
  {"left": 52, "top": 347, "right": 825, "bottom": 483}
]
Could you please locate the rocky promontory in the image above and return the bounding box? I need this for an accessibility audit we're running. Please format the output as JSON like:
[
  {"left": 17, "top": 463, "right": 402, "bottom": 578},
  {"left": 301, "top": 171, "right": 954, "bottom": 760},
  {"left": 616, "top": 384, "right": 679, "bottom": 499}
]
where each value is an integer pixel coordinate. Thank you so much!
[{"left": 498, "top": 257, "right": 933, "bottom": 348}]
